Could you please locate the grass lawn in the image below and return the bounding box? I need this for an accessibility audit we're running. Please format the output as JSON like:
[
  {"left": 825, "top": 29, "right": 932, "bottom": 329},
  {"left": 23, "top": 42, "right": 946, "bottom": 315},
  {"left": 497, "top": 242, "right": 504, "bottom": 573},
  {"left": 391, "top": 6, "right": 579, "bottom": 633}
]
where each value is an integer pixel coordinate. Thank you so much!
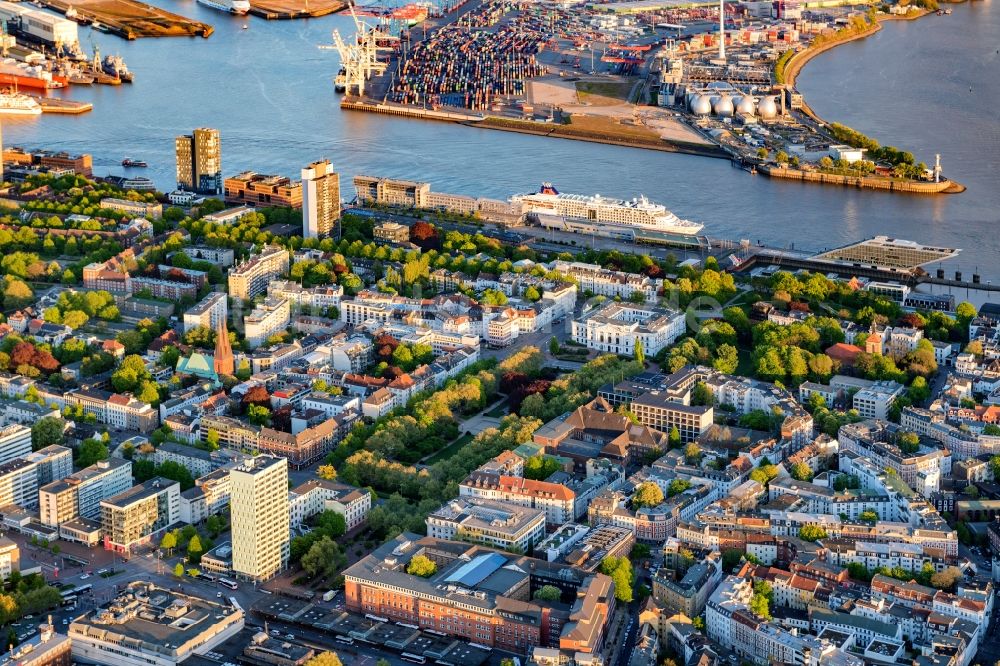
[
  {"left": 726, "top": 290, "right": 760, "bottom": 308},
  {"left": 425, "top": 433, "right": 474, "bottom": 465},
  {"left": 485, "top": 404, "right": 508, "bottom": 418},
  {"left": 560, "top": 114, "right": 660, "bottom": 141},
  {"left": 575, "top": 81, "right": 632, "bottom": 103},
  {"left": 736, "top": 346, "right": 755, "bottom": 377}
]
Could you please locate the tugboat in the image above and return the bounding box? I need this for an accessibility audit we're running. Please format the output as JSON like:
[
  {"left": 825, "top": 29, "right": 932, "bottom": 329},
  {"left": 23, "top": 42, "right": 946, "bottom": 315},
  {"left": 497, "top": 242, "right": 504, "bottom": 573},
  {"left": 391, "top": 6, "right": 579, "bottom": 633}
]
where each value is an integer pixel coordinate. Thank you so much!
[
  {"left": 334, "top": 67, "right": 346, "bottom": 93},
  {"left": 102, "top": 54, "right": 132, "bottom": 83},
  {"left": 121, "top": 158, "right": 148, "bottom": 168}
]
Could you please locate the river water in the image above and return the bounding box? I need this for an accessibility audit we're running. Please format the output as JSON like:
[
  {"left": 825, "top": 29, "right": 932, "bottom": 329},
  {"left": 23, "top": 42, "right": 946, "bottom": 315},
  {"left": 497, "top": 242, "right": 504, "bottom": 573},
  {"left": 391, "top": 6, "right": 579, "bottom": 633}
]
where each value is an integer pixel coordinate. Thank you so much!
[{"left": 3, "top": 0, "right": 998, "bottom": 275}]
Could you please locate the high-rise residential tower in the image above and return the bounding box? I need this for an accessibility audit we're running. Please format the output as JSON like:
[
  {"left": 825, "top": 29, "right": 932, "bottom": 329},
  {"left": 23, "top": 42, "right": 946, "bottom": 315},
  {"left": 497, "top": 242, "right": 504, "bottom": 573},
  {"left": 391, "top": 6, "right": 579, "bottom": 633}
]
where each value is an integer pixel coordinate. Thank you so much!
[
  {"left": 301, "top": 160, "right": 341, "bottom": 239},
  {"left": 230, "top": 456, "right": 289, "bottom": 581},
  {"left": 176, "top": 128, "right": 222, "bottom": 194}
]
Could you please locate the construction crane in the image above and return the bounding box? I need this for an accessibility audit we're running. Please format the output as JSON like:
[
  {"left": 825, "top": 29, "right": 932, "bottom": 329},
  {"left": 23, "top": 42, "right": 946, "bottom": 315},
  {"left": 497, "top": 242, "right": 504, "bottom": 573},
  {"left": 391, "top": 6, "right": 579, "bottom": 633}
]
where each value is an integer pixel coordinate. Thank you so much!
[{"left": 328, "top": 2, "right": 385, "bottom": 97}]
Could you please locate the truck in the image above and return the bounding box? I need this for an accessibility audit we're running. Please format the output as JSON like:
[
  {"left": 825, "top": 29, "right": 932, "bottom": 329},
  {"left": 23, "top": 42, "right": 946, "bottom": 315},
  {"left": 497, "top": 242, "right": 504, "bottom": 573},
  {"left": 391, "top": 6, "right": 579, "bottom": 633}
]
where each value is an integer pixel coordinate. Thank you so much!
[{"left": 322, "top": 590, "right": 337, "bottom": 602}]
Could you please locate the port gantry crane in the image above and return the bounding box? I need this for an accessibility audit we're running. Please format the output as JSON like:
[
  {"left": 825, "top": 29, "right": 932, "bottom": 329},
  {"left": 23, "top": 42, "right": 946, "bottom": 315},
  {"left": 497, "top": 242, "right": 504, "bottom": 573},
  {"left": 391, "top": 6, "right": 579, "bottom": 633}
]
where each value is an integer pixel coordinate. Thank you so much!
[{"left": 327, "top": 2, "right": 387, "bottom": 97}]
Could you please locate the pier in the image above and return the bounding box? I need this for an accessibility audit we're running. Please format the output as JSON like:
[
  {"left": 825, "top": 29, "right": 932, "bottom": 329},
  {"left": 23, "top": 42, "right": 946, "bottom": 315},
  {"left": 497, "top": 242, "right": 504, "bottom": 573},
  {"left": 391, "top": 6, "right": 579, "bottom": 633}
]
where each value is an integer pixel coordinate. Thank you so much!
[
  {"left": 35, "top": 0, "right": 213, "bottom": 39},
  {"left": 759, "top": 164, "right": 965, "bottom": 194},
  {"left": 247, "top": 0, "right": 347, "bottom": 19},
  {"left": 26, "top": 95, "right": 92, "bottom": 114}
]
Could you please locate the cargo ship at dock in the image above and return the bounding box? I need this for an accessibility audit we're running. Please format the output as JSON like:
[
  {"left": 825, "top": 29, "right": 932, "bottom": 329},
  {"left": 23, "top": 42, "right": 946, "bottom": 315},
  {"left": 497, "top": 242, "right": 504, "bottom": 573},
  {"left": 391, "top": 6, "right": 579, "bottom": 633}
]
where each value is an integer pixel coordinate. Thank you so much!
[
  {"left": 0, "top": 59, "right": 66, "bottom": 89},
  {"left": 511, "top": 183, "right": 704, "bottom": 237}
]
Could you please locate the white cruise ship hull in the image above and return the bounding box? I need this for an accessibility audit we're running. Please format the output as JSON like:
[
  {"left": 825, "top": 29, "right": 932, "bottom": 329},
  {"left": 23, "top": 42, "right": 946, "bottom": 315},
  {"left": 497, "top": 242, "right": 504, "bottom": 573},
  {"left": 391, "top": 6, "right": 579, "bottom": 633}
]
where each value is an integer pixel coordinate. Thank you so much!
[
  {"left": 197, "top": 0, "right": 251, "bottom": 14},
  {"left": 0, "top": 106, "right": 42, "bottom": 115},
  {"left": 512, "top": 189, "right": 704, "bottom": 237}
]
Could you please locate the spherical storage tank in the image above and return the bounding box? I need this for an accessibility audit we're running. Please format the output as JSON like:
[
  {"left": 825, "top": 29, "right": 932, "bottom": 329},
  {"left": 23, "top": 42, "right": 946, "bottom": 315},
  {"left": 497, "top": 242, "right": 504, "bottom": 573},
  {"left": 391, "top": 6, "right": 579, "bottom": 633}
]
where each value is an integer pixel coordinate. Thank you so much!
[
  {"left": 757, "top": 95, "right": 778, "bottom": 119},
  {"left": 736, "top": 95, "right": 756, "bottom": 116},
  {"left": 690, "top": 94, "right": 712, "bottom": 115},
  {"left": 713, "top": 94, "right": 734, "bottom": 117}
]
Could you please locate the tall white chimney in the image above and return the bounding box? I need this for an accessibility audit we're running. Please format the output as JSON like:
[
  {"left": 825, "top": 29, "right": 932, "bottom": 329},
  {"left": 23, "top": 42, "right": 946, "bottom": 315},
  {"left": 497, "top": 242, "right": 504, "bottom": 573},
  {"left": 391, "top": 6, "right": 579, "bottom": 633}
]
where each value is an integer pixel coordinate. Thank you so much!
[{"left": 719, "top": 0, "right": 726, "bottom": 60}]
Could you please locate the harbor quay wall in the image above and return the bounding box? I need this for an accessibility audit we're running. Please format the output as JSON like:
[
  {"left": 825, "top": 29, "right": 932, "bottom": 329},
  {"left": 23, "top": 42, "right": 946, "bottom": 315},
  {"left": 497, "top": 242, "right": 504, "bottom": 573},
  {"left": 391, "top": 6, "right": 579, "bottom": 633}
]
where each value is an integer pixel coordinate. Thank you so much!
[
  {"left": 340, "top": 99, "right": 484, "bottom": 122},
  {"left": 471, "top": 117, "right": 730, "bottom": 159},
  {"left": 759, "top": 165, "right": 964, "bottom": 193}
]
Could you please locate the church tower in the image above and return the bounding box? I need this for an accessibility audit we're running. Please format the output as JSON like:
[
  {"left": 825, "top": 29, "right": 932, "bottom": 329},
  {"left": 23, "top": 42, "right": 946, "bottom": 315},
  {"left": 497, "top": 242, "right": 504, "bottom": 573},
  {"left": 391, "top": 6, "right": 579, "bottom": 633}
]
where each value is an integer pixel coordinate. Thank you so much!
[{"left": 214, "top": 318, "right": 234, "bottom": 376}]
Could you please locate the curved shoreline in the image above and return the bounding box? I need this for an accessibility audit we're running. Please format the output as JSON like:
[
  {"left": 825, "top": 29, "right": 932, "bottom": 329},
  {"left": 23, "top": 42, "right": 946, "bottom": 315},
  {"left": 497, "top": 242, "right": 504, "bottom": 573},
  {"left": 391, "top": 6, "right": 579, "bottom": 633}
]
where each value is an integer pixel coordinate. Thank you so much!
[
  {"left": 778, "top": 8, "right": 967, "bottom": 193},
  {"left": 784, "top": 11, "right": 928, "bottom": 91}
]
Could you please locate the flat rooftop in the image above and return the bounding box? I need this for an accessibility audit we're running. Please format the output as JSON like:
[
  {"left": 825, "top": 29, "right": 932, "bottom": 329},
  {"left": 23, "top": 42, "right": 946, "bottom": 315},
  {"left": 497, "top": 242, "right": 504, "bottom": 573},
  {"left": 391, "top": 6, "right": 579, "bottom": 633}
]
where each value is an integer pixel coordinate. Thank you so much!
[
  {"left": 69, "top": 582, "right": 242, "bottom": 657},
  {"left": 101, "top": 477, "right": 177, "bottom": 509}
]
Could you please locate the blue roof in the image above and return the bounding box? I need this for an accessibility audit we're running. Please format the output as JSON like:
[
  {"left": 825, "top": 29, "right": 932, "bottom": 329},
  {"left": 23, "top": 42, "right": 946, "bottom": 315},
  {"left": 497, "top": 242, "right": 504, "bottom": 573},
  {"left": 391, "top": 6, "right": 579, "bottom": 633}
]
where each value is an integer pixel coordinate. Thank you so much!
[{"left": 444, "top": 552, "right": 506, "bottom": 588}]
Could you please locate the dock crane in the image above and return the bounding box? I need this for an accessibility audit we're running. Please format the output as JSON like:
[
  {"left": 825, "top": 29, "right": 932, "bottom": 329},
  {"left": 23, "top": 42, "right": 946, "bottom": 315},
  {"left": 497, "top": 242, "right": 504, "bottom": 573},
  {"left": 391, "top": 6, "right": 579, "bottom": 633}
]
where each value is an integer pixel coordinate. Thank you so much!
[{"left": 327, "top": 2, "right": 385, "bottom": 97}]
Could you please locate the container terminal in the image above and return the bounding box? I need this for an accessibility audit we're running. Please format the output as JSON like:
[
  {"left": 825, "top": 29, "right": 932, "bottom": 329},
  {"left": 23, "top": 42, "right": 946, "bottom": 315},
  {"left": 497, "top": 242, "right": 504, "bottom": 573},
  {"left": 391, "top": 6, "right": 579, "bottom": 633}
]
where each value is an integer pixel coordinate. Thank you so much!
[{"left": 333, "top": 0, "right": 960, "bottom": 194}]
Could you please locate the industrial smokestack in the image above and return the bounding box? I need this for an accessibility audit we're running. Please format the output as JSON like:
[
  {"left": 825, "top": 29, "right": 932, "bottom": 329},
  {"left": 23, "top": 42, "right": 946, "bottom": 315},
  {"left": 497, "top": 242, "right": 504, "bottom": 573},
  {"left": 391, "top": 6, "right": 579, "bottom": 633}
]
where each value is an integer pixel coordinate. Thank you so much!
[{"left": 719, "top": 0, "right": 726, "bottom": 60}]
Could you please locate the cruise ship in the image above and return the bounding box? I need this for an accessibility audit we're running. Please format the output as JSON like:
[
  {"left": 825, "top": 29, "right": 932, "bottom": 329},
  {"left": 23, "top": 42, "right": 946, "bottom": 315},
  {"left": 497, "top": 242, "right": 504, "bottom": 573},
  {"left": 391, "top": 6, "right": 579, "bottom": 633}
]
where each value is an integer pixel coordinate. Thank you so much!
[
  {"left": 511, "top": 183, "right": 704, "bottom": 236},
  {"left": 196, "top": 0, "right": 251, "bottom": 14},
  {"left": 0, "top": 91, "right": 41, "bottom": 115}
]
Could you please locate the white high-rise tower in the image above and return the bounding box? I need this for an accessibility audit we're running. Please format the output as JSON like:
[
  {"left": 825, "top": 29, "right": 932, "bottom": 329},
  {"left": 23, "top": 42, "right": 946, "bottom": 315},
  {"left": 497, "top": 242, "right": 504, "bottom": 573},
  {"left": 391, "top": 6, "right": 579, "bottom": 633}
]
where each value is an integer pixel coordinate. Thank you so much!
[{"left": 301, "top": 159, "right": 341, "bottom": 240}]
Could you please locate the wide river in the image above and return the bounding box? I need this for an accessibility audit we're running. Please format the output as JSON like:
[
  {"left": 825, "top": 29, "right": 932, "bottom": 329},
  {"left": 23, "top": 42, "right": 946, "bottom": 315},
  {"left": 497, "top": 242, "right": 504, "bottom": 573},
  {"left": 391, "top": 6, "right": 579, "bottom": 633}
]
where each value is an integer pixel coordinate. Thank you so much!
[{"left": 4, "top": 0, "right": 999, "bottom": 275}]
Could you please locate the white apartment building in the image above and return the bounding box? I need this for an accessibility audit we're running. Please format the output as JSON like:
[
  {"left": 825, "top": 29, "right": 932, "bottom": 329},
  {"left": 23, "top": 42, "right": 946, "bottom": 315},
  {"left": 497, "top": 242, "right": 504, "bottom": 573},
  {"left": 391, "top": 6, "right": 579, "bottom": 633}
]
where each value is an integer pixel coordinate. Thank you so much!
[
  {"left": 227, "top": 245, "right": 290, "bottom": 300},
  {"left": 329, "top": 336, "right": 373, "bottom": 373},
  {"left": 838, "top": 421, "right": 945, "bottom": 497},
  {"left": 572, "top": 302, "right": 685, "bottom": 356},
  {"left": 39, "top": 458, "right": 133, "bottom": 526},
  {"left": 183, "top": 291, "right": 228, "bottom": 333},
  {"left": 179, "top": 466, "right": 233, "bottom": 524},
  {"left": 301, "top": 159, "right": 340, "bottom": 239},
  {"left": 0, "top": 538, "right": 17, "bottom": 578},
  {"left": 0, "top": 425, "right": 31, "bottom": 466},
  {"left": 23, "top": 444, "right": 73, "bottom": 486},
  {"left": 800, "top": 376, "right": 904, "bottom": 421},
  {"left": 882, "top": 326, "right": 924, "bottom": 357},
  {"left": 230, "top": 456, "right": 290, "bottom": 581},
  {"left": 486, "top": 312, "right": 517, "bottom": 348},
  {"left": 105, "top": 394, "right": 159, "bottom": 432},
  {"left": 426, "top": 497, "right": 546, "bottom": 553},
  {"left": 244, "top": 297, "right": 291, "bottom": 349},
  {"left": 552, "top": 260, "right": 663, "bottom": 302},
  {"left": 0, "top": 459, "right": 38, "bottom": 508},
  {"left": 288, "top": 479, "right": 372, "bottom": 530},
  {"left": 179, "top": 246, "right": 235, "bottom": 267},
  {"left": 300, "top": 393, "right": 361, "bottom": 419},
  {"left": 268, "top": 279, "right": 343, "bottom": 311},
  {"left": 340, "top": 299, "right": 393, "bottom": 327},
  {"left": 99, "top": 198, "right": 163, "bottom": 220},
  {"left": 152, "top": 441, "right": 216, "bottom": 478},
  {"left": 824, "top": 541, "right": 939, "bottom": 574},
  {"left": 100, "top": 478, "right": 181, "bottom": 555},
  {"left": 853, "top": 382, "right": 905, "bottom": 421}
]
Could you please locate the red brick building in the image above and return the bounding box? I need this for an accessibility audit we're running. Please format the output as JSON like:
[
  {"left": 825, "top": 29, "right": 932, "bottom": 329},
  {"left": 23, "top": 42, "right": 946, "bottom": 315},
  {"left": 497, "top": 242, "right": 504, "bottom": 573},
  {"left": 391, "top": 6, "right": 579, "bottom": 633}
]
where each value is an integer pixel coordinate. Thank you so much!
[{"left": 344, "top": 535, "right": 614, "bottom": 657}]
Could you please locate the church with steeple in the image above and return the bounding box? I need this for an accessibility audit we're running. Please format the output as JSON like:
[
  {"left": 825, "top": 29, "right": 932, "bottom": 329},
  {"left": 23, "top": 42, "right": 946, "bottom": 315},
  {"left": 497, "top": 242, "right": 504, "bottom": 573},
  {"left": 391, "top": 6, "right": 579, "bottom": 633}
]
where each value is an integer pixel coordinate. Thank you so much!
[{"left": 214, "top": 319, "right": 234, "bottom": 376}]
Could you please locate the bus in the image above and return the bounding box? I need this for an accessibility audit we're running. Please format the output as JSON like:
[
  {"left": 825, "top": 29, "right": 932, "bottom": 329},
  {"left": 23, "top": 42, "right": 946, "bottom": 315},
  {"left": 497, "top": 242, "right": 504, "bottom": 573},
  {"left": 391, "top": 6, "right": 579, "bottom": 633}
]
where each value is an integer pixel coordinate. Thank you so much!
[
  {"left": 60, "top": 595, "right": 77, "bottom": 607},
  {"left": 219, "top": 578, "right": 238, "bottom": 590},
  {"left": 73, "top": 584, "right": 93, "bottom": 597},
  {"left": 401, "top": 654, "right": 426, "bottom": 664},
  {"left": 335, "top": 636, "right": 354, "bottom": 645}
]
